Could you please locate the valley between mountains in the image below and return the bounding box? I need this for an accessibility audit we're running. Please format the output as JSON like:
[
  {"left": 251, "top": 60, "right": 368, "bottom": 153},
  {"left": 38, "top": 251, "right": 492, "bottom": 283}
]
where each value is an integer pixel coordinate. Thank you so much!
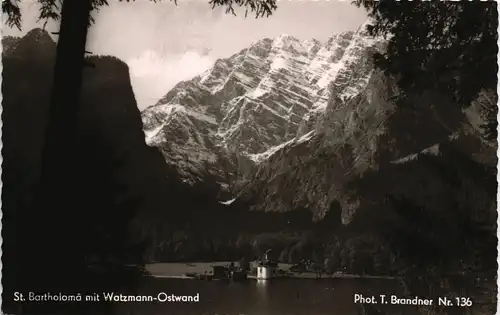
[{"left": 3, "top": 26, "right": 496, "bottom": 282}]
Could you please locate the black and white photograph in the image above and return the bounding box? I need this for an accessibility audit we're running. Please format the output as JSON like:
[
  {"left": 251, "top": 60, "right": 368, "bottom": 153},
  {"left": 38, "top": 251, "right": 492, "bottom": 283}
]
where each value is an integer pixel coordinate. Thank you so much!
[{"left": 1, "top": 0, "right": 498, "bottom": 314}]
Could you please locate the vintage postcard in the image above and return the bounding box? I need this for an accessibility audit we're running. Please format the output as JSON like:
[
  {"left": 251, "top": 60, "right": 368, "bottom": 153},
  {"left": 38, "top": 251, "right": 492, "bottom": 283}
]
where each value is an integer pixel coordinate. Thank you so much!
[{"left": 2, "top": 0, "right": 498, "bottom": 314}]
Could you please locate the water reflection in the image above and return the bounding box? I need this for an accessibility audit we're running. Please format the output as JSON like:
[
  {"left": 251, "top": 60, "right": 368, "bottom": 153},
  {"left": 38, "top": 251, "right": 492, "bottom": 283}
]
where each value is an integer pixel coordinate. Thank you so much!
[
  {"left": 256, "top": 279, "right": 269, "bottom": 303},
  {"left": 256, "top": 279, "right": 268, "bottom": 288}
]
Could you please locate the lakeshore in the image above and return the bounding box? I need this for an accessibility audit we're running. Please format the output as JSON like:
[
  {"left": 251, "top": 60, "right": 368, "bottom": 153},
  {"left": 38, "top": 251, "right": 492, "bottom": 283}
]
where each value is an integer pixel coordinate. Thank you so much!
[{"left": 145, "top": 262, "right": 396, "bottom": 280}]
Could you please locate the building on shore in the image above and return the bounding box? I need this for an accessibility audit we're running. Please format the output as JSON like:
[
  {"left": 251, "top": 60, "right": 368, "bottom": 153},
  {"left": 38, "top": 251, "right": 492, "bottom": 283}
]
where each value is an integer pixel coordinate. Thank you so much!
[
  {"left": 257, "top": 264, "right": 275, "bottom": 279},
  {"left": 257, "top": 249, "right": 278, "bottom": 280}
]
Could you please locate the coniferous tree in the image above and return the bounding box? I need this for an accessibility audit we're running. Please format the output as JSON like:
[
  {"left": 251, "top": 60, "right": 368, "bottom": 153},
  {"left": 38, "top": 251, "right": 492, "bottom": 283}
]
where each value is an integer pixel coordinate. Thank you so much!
[{"left": 355, "top": 0, "right": 498, "bottom": 140}]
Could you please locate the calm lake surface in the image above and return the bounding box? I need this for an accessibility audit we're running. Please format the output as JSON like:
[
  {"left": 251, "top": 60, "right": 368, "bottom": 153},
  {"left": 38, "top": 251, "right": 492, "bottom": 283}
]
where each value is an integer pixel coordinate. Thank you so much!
[{"left": 116, "top": 276, "right": 423, "bottom": 315}]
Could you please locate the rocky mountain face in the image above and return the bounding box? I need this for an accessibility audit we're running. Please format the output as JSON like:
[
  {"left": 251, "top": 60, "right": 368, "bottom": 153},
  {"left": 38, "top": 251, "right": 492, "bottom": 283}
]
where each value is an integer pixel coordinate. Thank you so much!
[
  {"left": 143, "top": 20, "right": 497, "bottom": 240},
  {"left": 237, "top": 73, "right": 497, "bottom": 224},
  {"left": 142, "top": 24, "right": 386, "bottom": 193}
]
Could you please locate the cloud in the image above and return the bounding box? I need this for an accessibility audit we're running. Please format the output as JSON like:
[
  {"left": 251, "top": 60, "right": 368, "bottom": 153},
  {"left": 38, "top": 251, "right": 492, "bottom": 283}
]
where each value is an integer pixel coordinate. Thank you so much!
[{"left": 127, "top": 49, "right": 214, "bottom": 110}]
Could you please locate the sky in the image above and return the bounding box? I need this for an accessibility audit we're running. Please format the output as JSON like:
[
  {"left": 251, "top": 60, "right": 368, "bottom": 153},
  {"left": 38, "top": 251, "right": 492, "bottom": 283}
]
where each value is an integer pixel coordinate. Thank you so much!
[{"left": 3, "top": 0, "right": 368, "bottom": 109}]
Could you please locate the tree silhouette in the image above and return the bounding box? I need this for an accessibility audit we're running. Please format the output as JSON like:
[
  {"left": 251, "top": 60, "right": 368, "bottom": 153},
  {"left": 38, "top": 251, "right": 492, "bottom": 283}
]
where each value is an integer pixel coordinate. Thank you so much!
[
  {"left": 355, "top": 0, "right": 498, "bottom": 140},
  {"left": 2, "top": 1, "right": 277, "bottom": 314}
]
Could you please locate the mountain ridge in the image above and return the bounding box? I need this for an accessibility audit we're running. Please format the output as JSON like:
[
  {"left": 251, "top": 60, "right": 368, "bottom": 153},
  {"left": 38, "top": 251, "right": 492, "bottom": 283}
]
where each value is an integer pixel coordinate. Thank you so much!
[{"left": 141, "top": 22, "right": 385, "bottom": 193}]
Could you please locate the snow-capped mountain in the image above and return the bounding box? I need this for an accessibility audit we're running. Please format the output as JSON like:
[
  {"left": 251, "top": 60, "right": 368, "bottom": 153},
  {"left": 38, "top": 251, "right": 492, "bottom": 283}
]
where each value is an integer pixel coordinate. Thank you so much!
[
  {"left": 141, "top": 22, "right": 385, "bottom": 190},
  {"left": 142, "top": 20, "right": 495, "bottom": 228}
]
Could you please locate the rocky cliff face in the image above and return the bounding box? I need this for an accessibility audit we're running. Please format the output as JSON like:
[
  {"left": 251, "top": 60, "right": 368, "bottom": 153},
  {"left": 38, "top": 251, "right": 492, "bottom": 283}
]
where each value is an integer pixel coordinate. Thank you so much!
[
  {"left": 236, "top": 69, "right": 397, "bottom": 220},
  {"left": 144, "top": 21, "right": 496, "bottom": 229},
  {"left": 142, "top": 23, "right": 386, "bottom": 192},
  {"left": 236, "top": 66, "right": 496, "bottom": 223}
]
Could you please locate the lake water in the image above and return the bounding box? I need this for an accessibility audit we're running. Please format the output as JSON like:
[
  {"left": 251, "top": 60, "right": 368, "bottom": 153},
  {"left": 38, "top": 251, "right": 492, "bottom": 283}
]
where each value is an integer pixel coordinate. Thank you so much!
[{"left": 115, "top": 277, "right": 425, "bottom": 315}]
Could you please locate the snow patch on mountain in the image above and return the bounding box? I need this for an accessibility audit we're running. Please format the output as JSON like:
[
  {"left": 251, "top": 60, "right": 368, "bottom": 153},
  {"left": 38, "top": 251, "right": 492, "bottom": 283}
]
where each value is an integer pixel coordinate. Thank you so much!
[
  {"left": 391, "top": 144, "right": 441, "bottom": 164},
  {"left": 219, "top": 198, "right": 236, "bottom": 205}
]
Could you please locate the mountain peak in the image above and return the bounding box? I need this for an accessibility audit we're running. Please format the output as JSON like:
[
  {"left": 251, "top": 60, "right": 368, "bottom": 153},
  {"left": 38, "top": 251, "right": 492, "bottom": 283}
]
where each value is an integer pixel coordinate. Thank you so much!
[
  {"left": 3, "top": 28, "right": 55, "bottom": 58},
  {"left": 23, "top": 28, "right": 54, "bottom": 44},
  {"left": 303, "top": 38, "right": 321, "bottom": 45},
  {"left": 274, "top": 34, "right": 297, "bottom": 41},
  {"left": 272, "top": 34, "right": 302, "bottom": 50}
]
